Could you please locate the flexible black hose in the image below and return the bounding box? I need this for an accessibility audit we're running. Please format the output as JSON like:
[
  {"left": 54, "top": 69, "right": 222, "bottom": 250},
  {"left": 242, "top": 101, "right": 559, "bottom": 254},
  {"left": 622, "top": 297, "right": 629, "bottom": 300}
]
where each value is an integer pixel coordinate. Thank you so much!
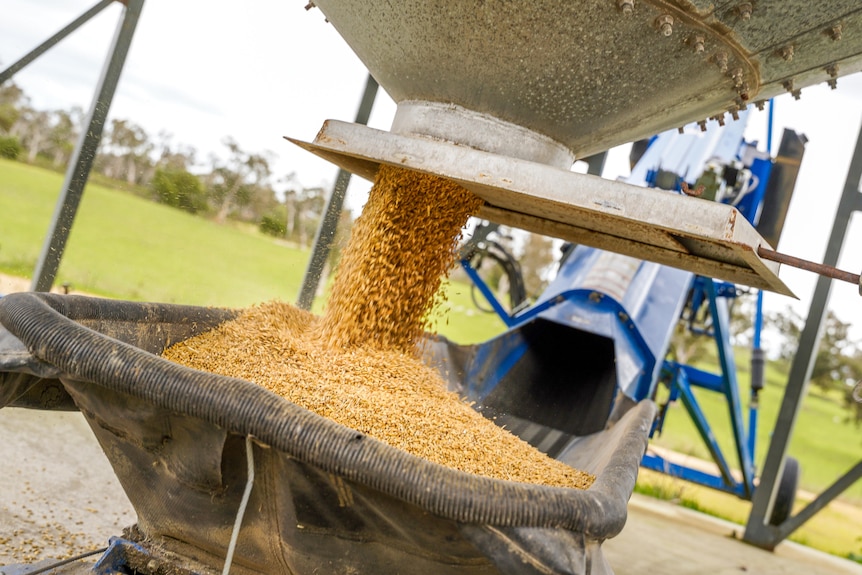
[{"left": 0, "top": 292, "right": 652, "bottom": 537}]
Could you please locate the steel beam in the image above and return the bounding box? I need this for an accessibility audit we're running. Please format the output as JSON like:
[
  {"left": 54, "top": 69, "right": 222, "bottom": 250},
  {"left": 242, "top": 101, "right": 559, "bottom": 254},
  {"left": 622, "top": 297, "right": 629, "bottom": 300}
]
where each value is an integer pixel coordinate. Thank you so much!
[
  {"left": 0, "top": 0, "right": 116, "bottom": 85},
  {"left": 31, "top": 0, "right": 144, "bottom": 292},
  {"left": 296, "top": 74, "right": 378, "bottom": 310},
  {"left": 773, "top": 461, "right": 862, "bottom": 542},
  {"left": 743, "top": 121, "right": 862, "bottom": 549}
]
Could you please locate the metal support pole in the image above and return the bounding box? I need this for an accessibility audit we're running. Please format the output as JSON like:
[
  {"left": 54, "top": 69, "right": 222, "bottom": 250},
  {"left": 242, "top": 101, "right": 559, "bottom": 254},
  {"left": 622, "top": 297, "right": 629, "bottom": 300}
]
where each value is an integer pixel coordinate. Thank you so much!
[
  {"left": 30, "top": 0, "right": 144, "bottom": 292},
  {"left": 296, "top": 74, "right": 379, "bottom": 310},
  {"left": 743, "top": 121, "right": 862, "bottom": 549},
  {"left": 0, "top": 0, "right": 117, "bottom": 85}
]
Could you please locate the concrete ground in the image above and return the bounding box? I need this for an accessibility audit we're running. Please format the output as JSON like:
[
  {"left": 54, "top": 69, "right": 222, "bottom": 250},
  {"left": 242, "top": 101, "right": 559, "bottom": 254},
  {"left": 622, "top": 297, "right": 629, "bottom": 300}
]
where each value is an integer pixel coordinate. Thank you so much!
[{"left": 0, "top": 405, "right": 860, "bottom": 574}]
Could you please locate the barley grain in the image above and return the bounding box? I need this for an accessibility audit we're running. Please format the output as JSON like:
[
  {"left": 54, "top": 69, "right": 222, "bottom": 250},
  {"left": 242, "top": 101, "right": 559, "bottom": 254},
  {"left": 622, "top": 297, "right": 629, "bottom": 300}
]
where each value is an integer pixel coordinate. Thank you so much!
[{"left": 164, "top": 166, "right": 594, "bottom": 490}]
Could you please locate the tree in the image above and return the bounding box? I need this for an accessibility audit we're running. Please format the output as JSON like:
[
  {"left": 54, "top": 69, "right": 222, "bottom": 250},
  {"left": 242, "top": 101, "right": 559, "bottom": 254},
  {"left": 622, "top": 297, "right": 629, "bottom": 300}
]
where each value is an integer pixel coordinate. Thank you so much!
[
  {"left": 15, "top": 107, "right": 52, "bottom": 163},
  {"left": 765, "top": 307, "right": 862, "bottom": 401},
  {"left": 208, "top": 138, "right": 272, "bottom": 224},
  {"left": 728, "top": 292, "right": 755, "bottom": 347},
  {"left": 0, "top": 81, "right": 24, "bottom": 133},
  {"left": 765, "top": 306, "right": 804, "bottom": 361},
  {"left": 809, "top": 311, "right": 862, "bottom": 394},
  {"left": 845, "top": 382, "right": 862, "bottom": 427},
  {"left": 150, "top": 168, "right": 207, "bottom": 214},
  {"left": 47, "top": 107, "right": 82, "bottom": 166},
  {"left": 0, "top": 135, "right": 21, "bottom": 159},
  {"left": 286, "top": 186, "right": 326, "bottom": 247},
  {"left": 668, "top": 298, "right": 715, "bottom": 365},
  {"left": 155, "top": 130, "right": 197, "bottom": 172},
  {"left": 518, "top": 232, "right": 555, "bottom": 299},
  {"left": 106, "top": 118, "right": 152, "bottom": 184}
]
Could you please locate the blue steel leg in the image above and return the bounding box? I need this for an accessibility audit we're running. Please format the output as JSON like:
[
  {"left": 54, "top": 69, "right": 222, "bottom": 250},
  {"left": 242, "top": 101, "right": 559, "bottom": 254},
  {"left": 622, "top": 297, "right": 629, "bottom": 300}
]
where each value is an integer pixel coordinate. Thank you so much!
[
  {"left": 641, "top": 453, "right": 748, "bottom": 497},
  {"left": 747, "top": 393, "right": 759, "bottom": 468},
  {"left": 705, "top": 279, "right": 755, "bottom": 498},
  {"left": 748, "top": 289, "right": 765, "bottom": 465},
  {"left": 671, "top": 366, "right": 736, "bottom": 487},
  {"left": 460, "top": 258, "right": 517, "bottom": 327}
]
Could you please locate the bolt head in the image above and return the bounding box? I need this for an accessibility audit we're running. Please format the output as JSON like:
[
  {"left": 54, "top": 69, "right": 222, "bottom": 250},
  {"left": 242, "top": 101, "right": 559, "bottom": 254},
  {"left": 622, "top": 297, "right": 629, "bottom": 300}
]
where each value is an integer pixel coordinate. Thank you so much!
[
  {"left": 657, "top": 14, "right": 674, "bottom": 36},
  {"left": 714, "top": 52, "right": 729, "bottom": 73}
]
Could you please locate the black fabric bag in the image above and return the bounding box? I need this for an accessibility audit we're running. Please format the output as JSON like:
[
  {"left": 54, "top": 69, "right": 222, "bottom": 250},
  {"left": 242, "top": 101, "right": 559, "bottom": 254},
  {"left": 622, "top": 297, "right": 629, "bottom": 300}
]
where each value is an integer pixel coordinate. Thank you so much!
[{"left": 0, "top": 293, "right": 654, "bottom": 575}]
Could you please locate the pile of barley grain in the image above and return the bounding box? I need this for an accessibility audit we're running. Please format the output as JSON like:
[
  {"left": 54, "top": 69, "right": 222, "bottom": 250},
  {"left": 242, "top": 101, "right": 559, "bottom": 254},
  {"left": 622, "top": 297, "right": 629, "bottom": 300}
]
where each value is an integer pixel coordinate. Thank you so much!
[
  {"left": 164, "top": 165, "right": 594, "bottom": 490},
  {"left": 164, "top": 301, "right": 593, "bottom": 489}
]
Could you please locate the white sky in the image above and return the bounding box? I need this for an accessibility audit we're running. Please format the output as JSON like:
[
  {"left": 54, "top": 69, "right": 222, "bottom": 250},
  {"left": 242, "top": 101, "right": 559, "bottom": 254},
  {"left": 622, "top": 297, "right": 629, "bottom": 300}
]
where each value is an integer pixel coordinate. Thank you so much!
[{"left": 1, "top": 0, "right": 861, "bottom": 344}]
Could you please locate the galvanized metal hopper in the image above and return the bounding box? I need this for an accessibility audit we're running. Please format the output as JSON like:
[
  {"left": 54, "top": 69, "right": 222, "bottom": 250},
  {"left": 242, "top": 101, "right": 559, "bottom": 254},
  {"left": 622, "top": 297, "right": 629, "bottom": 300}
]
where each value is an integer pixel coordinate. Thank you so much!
[{"left": 290, "top": 1, "right": 862, "bottom": 294}]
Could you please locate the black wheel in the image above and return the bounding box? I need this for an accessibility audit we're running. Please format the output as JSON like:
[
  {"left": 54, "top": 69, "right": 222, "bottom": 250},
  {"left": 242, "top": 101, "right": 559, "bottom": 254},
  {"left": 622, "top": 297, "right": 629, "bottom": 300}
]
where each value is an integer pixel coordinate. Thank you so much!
[{"left": 768, "top": 456, "right": 800, "bottom": 526}]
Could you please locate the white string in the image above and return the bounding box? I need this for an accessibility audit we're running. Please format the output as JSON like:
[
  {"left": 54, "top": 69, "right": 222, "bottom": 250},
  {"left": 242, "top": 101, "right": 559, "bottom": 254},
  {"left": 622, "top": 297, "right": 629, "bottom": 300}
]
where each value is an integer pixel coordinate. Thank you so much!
[{"left": 222, "top": 435, "right": 255, "bottom": 575}]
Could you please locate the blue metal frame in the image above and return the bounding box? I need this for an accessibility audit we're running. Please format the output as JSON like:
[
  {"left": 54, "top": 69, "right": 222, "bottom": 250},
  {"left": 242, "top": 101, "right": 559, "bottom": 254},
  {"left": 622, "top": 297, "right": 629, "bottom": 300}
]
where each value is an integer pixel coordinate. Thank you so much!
[
  {"left": 642, "top": 277, "right": 756, "bottom": 499},
  {"left": 460, "top": 247, "right": 694, "bottom": 427},
  {"left": 460, "top": 123, "right": 774, "bottom": 500},
  {"left": 466, "top": 251, "right": 761, "bottom": 499}
]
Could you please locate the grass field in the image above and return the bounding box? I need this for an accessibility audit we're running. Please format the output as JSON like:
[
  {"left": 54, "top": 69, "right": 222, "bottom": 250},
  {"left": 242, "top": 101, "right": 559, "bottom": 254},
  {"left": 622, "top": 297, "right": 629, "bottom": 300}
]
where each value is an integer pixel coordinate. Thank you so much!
[
  {"left": 1, "top": 158, "right": 859, "bottom": 559},
  {"left": 0, "top": 158, "right": 507, "bottom": 341}
]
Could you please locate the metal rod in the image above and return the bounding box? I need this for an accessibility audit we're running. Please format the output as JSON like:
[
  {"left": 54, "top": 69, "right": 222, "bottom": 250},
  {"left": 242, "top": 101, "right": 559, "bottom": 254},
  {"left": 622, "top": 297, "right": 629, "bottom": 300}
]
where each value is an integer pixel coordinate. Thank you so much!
[
  {"left": 31, "top": 0, "right": 144, "bottom": 292},
  {"left": 0, "top": 0, "right": 117, "bottom": 85},
  {"left": 743, "top": 120, "right": 862, "bottom": 550},
  {"left": 757, "top": 246, "right": 860, "bottom": 286},
  {"left": 296, "top": 74, "right": 379, "bottom": 310}
]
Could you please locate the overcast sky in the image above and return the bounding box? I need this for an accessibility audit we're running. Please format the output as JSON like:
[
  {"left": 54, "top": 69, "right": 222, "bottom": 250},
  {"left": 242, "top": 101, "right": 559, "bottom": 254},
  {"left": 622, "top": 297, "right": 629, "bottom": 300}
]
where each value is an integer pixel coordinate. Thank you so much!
[{"left": 2, "top": 0, "right": 862, "bottom": 345}]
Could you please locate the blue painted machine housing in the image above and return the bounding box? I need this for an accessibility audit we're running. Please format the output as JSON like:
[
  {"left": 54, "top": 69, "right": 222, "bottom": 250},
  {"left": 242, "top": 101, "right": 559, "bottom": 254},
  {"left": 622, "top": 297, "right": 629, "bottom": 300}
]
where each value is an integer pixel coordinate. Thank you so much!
[{"left": 458, "top": 245, "right": 692, "bottom": 439}]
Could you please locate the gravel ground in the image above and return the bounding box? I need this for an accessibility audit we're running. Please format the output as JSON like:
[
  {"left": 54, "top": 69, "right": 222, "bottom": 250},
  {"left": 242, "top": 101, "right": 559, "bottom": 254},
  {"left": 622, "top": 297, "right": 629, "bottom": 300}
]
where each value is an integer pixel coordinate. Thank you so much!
[
  {"left": 0, "top": 408, "right": 136, "bottom": 566},
  {"left": 1, "top": 274, "right": 133, "bottom": 566}
]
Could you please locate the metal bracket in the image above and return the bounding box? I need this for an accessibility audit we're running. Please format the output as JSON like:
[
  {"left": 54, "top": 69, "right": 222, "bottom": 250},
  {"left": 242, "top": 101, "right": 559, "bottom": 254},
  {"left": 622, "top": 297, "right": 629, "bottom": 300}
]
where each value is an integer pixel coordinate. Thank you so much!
[{"left": 288, "top": 120, "right": 794, "bottom": 296}]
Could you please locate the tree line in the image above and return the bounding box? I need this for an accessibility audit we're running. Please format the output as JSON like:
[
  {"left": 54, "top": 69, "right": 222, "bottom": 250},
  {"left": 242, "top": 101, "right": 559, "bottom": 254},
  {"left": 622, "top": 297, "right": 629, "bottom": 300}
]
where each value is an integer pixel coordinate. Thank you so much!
[{"left": 0, "top": 80, "right": 340, "bottom": 249}]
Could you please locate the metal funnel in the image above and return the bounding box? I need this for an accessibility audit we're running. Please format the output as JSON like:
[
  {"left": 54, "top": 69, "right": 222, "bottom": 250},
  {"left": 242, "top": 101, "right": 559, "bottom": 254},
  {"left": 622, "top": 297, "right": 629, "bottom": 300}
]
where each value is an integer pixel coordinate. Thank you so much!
[
  {"left": 287, "top": 0, "right": 862, "bottom": 293},
  {"left": 311, "top": 0, "right": 862, "bottom": 162}
]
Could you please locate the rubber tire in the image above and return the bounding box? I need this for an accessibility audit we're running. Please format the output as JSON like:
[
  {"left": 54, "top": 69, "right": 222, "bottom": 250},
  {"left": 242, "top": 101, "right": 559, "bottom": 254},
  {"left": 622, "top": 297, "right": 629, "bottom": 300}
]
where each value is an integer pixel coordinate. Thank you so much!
[{"left": 768, "top": 456, "right": 800, "bottom": 526}]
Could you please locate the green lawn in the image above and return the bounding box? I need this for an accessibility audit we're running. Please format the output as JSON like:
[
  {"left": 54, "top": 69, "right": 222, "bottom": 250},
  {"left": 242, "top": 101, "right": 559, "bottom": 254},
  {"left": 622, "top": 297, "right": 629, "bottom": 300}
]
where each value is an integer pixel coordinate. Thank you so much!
[{"left": 2, "top": 158, "right": 858, "bottom": 559}]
